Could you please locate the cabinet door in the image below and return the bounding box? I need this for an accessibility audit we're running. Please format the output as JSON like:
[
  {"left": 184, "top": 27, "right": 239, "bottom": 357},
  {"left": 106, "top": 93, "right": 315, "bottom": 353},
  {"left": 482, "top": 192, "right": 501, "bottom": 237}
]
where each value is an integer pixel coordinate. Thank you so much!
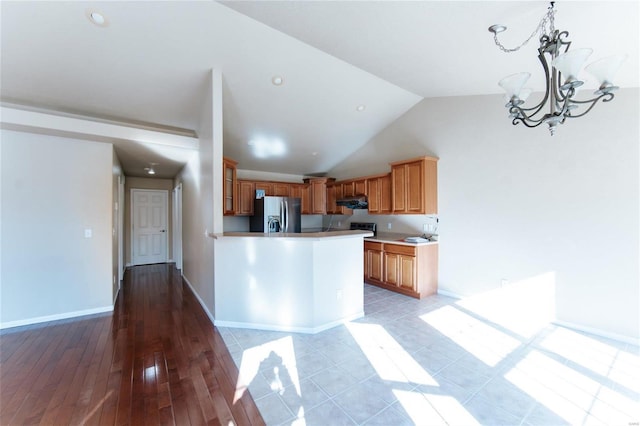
[
  {"left": 301, "top": 184, "right": 311, "bottom": 214},
  {"left": 379, "top": 174, "right": 392, "bottom": 214},
  {"left": 384, "top": 252, "right": 400, "bottom": 286},
  {"left": 398, "top": 255, "right": 417, "bottom": 291},
  {"left": 406, "top": 161, "right": 425, "bottom": 213},
  {"left": 342, "top": 182, "right": 355, "bottom": 197},
  {"left": 367, "top": 178, "right": 380, "bottom": 213},
  {"left": 255, "top": 182, "right": 274, "bottom": 196},
  {"left": 367, "top": 249, "right": 383, "bottom": 282},
  {"left": 223, "top": 158, "right": 237, "bottom": 216},
  {"left": 237, "top": 180, "right": 255, "bottom": 216},
  {"left": 310, "top": 180, "right": 326, "bottom": 214},
  {"left": 326, "top": 185, "right": 337, "bottom": 214},
  {"left": 391, "top": 165, "right": 407, "bottom": 213},
  {"left": 354, "top": 179, "right": 367, "bottom": 196},
  {"left": 273, "top": 183, "right": 290, "bottom": 197}
]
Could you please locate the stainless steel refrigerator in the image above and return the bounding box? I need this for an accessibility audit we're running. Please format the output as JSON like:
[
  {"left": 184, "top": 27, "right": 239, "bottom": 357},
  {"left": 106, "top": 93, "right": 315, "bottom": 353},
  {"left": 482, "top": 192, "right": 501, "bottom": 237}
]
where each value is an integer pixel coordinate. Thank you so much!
[{"left": 250, "top": 196, "right": 302, "bottom": 233}]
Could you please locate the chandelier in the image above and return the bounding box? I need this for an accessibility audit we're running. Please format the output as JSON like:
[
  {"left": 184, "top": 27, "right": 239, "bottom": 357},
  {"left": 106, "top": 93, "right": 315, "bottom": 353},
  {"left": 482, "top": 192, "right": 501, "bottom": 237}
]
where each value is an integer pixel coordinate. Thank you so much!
[{"left": 489, "top": 2, "right": 626, "bottom": 135}]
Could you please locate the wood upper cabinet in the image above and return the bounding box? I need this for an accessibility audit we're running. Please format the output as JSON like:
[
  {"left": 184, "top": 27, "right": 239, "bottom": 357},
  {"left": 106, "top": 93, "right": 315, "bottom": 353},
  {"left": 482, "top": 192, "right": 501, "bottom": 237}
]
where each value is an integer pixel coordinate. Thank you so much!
[
  {"left": 364, "top": 242, "right": 437, "bottom": 299},
  {"left": 223, "top": 157, "right": 237, "bottom": 216},
  {"left": 326, "top": 184, "right": 338, "bottom": 214},
  {"left": 305, "top": 177, "right": 332, "bottom": 215},
  {"left": 254, "top": 181, "right": 274, "bottom": 197},
  {"left": 289, "top": 183, "right": 311, "bottom": 214},
  {"left": 367, "top": 174, "right": 392, "bottom": 215},
  {"left": 390, "top": 156, "right": 438, "bottom": 214},
  {"left": 273, "top": 182, "right": 290, "bottom": 197},
  {"left": 236, "top": 180, "right": 255, "bottom": 216},
  {"left": 354, "top": 179, "right": 367, "bottom": 196},
  {"left": 342, "top": 182, "right": 354, "bottom": 197}
]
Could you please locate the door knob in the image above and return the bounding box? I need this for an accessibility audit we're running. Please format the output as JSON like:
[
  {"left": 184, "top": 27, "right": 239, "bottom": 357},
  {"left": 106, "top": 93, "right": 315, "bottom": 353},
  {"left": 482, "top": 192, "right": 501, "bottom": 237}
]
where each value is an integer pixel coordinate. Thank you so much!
[{"left": 160, "top": 230, "right": 166, "bottom": 232}]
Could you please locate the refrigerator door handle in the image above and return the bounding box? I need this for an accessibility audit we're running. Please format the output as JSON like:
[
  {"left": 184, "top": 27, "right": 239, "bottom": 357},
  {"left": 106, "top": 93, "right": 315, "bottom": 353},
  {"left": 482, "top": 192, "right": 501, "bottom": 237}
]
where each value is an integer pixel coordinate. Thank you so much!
[
  {"left": 280, "top": 200, "right": 284, "bottom": 232},
  {"left": 284, "top": 200, "right": 289, "bottom": 232}
]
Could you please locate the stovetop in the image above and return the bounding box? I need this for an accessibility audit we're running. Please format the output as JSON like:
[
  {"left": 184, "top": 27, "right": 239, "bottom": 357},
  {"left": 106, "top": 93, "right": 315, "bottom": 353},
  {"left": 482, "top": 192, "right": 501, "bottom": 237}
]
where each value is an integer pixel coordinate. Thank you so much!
[{"left": 350, "top": 222, "right": 377, "bottom": 236}]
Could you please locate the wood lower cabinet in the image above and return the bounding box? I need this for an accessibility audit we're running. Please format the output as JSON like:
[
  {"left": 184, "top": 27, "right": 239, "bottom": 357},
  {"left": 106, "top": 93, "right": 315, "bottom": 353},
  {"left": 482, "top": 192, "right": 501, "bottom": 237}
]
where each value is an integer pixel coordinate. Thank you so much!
[
  {"left": 365, "top": 241, "right": 384, "bottom": 283},
  {"left": 236, "top": 180, "right": 255, "bottom": 216},
  {"left": 364, "top": 241, "right": 437, "bottom": 299}
]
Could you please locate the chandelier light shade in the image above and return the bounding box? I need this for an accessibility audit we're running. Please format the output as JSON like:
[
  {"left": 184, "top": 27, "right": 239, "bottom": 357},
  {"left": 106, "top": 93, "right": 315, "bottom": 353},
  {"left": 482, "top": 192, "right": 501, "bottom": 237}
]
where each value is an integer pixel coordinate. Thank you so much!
[{"left": 489, "top": 2, "right": 626, "bottom": 135}]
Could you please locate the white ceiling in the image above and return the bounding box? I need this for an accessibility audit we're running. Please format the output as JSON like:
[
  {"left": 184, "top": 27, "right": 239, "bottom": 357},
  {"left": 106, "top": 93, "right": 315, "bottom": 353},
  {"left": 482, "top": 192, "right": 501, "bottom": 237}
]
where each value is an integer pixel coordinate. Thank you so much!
[{"left": 1, "top": 1, "right": 637, "bottom": 178}]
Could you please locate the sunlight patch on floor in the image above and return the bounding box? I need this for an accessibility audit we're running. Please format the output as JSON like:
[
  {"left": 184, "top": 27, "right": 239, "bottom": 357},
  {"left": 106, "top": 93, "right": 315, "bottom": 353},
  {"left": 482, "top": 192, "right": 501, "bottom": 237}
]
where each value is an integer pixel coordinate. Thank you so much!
[
  {"left": 393, "top": 389, "right": 447, "bottom": 425},
  {"left": 346, "top": 322, "right": 438, "bottom": 386},
  {"left": 456, "top": 271, "right": 556, "bottom": 339},
  {"left": 420, "top": 305, "right": 521, "bottom": 366},
  {"left": 540, "top": 326, "right": 620, "bottom": 377},
  {"left": 234, "top": 336, "right": 300, "bottom": 404},
  {"left": 505, "top": 350, "right": 638, "bottom": 424},
  {"left": 422, "top": 393, "right": 480, "bottom": 426}
]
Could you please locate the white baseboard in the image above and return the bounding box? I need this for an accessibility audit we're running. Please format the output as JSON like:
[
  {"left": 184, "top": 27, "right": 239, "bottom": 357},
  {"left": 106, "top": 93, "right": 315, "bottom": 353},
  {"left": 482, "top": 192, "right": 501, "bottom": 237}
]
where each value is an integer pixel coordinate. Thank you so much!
[
  {"left": 215, "top": 312, "right": 365, "bottom": 334},
  {"left": 553, "top": 320, "right": 639, "bottom": 347},
  {"left": 0, "top": 305, "right": 114, "bottom": 330},
  {"left": 182, "top": 274, "right": 216, "bottom": 326},
  {"left": 436, "top": 288, "right": 464, "bottom": 299}
]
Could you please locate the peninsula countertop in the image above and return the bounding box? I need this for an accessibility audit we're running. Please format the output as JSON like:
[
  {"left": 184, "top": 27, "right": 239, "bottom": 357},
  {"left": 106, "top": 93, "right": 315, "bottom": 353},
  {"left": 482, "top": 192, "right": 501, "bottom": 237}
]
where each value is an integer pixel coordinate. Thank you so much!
[
  {"left": 214, "top": 230, "right": 373, "bottom": 240},
  {"left": 364, "top": 232, "right": 439, "bottom": 247}
]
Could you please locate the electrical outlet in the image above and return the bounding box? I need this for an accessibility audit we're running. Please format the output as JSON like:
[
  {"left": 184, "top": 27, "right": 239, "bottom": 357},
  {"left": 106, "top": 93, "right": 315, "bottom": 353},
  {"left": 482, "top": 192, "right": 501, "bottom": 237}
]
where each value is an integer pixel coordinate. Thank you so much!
[
  {"left": 337, "top": 290, "right": 343, "bottom": 300},
  {"left": 423, "top": 223, "right": 429, "bottom": 233},
  {"left": 338, "top": 221, "right": 341, "bottom": 227},
  {"left": 501, "top": 279, "right": 509, "bottom": 287},
  {"left": 387, "top": 222, "right": 392, "bottom": 230}
]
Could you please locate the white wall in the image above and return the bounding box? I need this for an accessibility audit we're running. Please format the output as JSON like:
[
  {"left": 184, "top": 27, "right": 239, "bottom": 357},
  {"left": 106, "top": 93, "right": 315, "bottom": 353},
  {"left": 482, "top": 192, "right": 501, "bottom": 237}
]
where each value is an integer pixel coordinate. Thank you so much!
[
  {"left": 1, "top": 130, "right": 114, "bottom": 327},
  {"left": 174, "top": 69, "right": 222, "bottom": 319},
  {"left": 329, "top": 88, "right": 640, "bottom": 340}
]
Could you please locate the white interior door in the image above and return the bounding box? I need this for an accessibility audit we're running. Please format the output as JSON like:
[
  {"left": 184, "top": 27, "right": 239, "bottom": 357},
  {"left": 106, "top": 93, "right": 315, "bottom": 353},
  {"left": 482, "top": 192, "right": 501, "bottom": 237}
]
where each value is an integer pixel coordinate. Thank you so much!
[{"left": 132, "top": 189, "right": 168, "bottom": 265}]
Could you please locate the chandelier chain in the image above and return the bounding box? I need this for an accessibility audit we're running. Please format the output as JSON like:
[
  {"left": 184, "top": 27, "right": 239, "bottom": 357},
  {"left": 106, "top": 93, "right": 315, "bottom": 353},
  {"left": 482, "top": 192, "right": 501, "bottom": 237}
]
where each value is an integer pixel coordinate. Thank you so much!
[{"left": 493, "top": 4, "right": 556, "bottom": 53}]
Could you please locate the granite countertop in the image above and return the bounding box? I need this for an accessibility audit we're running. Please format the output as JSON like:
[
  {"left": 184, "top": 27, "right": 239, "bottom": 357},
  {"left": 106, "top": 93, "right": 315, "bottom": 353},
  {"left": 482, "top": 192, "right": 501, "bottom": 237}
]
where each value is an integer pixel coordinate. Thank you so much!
[{"left": 365, "top": 232, "right": 439, "bottom": 246}]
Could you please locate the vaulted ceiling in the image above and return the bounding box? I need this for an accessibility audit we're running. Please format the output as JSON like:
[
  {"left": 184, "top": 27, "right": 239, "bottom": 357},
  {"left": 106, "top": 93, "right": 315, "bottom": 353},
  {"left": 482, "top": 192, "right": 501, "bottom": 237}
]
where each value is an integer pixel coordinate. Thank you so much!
[{"left": 1, "top": 1, "right": 637, "bottom": 178}]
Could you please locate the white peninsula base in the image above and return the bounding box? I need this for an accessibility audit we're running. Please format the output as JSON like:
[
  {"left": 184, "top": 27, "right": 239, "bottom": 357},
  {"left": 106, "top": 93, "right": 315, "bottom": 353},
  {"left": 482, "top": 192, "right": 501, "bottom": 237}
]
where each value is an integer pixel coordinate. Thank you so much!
[{"left": 213, "top": 231, "right": 371, "bottom": 333}]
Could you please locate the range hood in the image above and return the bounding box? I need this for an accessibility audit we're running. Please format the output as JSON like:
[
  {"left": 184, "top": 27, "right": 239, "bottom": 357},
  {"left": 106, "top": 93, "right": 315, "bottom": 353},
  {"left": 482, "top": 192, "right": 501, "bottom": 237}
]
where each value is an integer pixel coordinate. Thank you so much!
[{"left": 336, "top": 195, "right": 368, "bottom": 209}]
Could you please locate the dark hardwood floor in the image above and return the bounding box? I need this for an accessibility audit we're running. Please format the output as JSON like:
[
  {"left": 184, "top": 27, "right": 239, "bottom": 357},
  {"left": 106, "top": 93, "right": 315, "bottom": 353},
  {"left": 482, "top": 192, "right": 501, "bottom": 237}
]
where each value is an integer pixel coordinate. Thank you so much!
[{"left": 0, "top": 263, "right": 264, "bottom": 425}]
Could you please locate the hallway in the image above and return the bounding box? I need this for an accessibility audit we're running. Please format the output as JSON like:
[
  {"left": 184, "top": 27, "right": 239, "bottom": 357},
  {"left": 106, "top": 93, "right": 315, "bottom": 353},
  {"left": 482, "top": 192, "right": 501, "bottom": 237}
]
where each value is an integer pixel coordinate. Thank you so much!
[{"left": 0, "top": 264, "right": 264, "bottom": 425}]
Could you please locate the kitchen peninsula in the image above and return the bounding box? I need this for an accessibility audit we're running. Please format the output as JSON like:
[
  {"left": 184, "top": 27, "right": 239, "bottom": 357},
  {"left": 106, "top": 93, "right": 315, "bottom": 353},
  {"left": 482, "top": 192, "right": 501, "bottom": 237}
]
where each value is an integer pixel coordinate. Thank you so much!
[{"left": 212, "top": 230, "right": 372, "bottom": 333}]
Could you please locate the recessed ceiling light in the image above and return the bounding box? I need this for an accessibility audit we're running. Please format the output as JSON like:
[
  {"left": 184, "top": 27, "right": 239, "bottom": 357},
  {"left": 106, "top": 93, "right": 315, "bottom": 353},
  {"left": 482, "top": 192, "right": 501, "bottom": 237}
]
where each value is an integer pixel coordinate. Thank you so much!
[
  {"left": 356, "top": 105, "right": 366, "bottom": 112},
  {"left": 311, "top": 152, "right": 318, "bottom": 156},
  {"left": 272, "top": 76, "right": 284, "bottom": 86},
  {"left": 86, "top": 9, "right": 108, "bottom": 27}
]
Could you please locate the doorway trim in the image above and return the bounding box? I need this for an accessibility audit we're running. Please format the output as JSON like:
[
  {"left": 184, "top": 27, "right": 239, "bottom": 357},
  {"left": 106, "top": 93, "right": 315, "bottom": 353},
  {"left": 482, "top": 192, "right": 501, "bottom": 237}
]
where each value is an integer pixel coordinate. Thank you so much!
[{"left": 172, "top": 183, "right": 183, "bottom": 271}]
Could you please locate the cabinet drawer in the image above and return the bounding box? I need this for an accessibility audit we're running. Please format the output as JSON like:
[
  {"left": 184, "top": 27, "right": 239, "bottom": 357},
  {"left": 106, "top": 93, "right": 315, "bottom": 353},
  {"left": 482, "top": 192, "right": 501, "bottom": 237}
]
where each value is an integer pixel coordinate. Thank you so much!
[
  {"left": 364, "top": 241, "right": 383, "bottom": 251},
  {"left": 383, "top": 243, "right": 416, "bottom": 256}
]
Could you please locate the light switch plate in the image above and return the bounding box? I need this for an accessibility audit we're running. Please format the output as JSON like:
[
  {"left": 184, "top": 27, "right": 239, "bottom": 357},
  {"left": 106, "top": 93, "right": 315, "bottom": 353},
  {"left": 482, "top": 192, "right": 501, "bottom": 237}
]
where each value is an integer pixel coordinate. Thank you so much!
[{"left": 84, "top": 229, "right": 92, "bottom": 238}]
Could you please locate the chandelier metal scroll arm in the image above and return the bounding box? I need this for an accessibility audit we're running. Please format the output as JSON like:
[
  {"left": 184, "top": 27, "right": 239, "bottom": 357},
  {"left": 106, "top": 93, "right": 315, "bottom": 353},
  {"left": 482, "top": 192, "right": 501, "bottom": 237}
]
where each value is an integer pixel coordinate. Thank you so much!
[{"left": 564, "top": 93, "right": 615, "bottom": 119}]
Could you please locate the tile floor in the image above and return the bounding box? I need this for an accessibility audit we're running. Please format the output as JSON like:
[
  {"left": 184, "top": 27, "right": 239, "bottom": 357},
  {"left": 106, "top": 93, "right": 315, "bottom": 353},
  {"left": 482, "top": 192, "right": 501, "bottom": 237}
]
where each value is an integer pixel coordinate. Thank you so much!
[{"left": 218, "top": 284, "right": 640, "bottom": 425}]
